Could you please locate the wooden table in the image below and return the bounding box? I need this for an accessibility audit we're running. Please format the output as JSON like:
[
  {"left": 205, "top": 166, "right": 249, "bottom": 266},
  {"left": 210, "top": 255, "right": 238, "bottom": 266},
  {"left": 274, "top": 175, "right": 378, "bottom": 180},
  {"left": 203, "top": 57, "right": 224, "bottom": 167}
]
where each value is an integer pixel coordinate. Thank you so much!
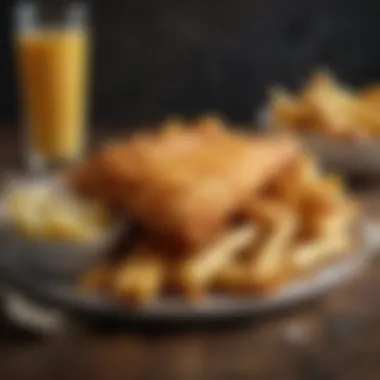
[
  {"left": 1, "top": 131, "right": 380, "bottom": 380},
  {"left": 2, "top": 253, "right": 380, "bottom": 380}
]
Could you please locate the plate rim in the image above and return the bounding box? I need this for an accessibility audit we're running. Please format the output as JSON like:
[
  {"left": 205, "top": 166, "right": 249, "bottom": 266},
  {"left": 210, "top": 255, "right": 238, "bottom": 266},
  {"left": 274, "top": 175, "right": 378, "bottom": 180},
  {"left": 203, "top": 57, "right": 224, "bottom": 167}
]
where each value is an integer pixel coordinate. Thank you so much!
[{"left": 2, "top": 217, "right": 378, "bottom": 322}]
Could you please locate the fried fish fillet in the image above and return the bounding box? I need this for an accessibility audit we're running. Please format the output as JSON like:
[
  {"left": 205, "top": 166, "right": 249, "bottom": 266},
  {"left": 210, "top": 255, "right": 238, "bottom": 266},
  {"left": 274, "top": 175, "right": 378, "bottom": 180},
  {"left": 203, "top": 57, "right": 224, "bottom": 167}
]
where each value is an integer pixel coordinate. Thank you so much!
[
  {"left": 69, "top": 128, "right": 300, "bottom": 250},
  {"left": 69, "top": 126, "right": 220, "bottom": 201}
]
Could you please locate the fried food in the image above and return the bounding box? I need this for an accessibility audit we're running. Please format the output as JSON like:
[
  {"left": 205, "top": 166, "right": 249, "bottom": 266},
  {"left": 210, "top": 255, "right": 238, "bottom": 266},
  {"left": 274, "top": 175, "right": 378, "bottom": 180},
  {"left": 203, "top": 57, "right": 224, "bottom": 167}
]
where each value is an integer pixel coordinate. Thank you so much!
[
  {"left": 261, "top": 152, "right": 322, "bottom": 208},
  {"left": 291, "top": 215, "right": 353, "bottom": 273},
  {"left": 80, "top": 264, "right": 116, "bottom": 292},
  {"left": 214, "top": 153, "right": 355, "bottom": 295},
  {"left": 246, "top": 209, "right": 298, "bottom": 288},
  {"left": 175, "top": 225, "right": 257, "bottom": 299},
  {"left": 216, "top": 204, "right": 298, "bottom": 293},
  {"left": 112, "top": 244, "right": 167, "bottom": 304},
  {"left": 268, "top": 69, "right": 380, "bottom": 140},
  {"left": 362, "top": 85, "right": 380, "bottom": 107},
  {"left": 69, "top": 127, "right": 216, "bottom": 200},
  {"left": 77, "top": 120, "right": 357, "bottom": 305},
  {"left": 269, "top": 87, "right": 308, "bottom": 130},
  {"left": 70, "top": 126, "right": 300, "bottom": 250}
]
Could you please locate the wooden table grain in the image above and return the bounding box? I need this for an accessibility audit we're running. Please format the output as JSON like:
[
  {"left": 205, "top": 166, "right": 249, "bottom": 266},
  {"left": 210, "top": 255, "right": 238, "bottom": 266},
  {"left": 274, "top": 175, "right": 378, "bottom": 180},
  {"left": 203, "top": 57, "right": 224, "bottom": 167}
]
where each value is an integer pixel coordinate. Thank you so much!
[
  {"left": 1, "top": 130, "right": 380, "bottom": 380},
  {"left": 2, "top": 261, "right": 380, "bottom": 380}
]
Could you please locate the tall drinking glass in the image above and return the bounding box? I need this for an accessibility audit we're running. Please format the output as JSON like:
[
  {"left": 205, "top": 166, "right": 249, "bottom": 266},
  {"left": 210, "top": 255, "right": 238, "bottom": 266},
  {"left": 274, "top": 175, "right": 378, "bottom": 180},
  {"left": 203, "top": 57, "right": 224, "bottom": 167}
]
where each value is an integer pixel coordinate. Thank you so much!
[{"left": 14, "top": 2, "right": 89, "bottom": 172}]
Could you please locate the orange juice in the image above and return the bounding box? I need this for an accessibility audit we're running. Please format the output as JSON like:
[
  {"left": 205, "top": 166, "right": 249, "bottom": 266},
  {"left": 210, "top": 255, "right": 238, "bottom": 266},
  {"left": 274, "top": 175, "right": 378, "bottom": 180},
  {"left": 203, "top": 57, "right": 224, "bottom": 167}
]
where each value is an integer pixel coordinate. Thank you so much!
[{"left": 17, "top": 28, "right": 88, "bottom": 161}]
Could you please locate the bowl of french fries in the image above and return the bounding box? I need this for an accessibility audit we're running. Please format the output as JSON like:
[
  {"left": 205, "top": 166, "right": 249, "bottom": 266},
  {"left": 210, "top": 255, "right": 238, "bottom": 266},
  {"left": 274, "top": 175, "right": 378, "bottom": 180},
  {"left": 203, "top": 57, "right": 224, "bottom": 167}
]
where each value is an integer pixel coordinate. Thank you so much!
[
  {"left": 264, "top": 70, "right": 380, "bottom": 177},
  {"left": 2, "top": 120, "right": 377, "bottom": 320}
]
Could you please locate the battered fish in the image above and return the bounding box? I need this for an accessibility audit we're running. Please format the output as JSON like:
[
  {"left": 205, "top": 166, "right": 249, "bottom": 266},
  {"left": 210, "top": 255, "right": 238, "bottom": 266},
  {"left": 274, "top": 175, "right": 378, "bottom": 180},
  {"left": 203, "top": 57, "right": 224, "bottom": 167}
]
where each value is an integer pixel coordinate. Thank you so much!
[{"left": 69, "top": 128, "right": 300, "bottom": 251}]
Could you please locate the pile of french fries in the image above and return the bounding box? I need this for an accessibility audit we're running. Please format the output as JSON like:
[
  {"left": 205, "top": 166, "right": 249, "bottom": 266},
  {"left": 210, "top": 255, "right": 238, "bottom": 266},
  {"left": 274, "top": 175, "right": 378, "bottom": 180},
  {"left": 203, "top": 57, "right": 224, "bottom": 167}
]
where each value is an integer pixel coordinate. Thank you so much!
[
  {"left": 268, "top": 70, "right": 380, "bottom": 141},
  {"left": 81, "top": 153, "right": 357, "bottom": 305}
]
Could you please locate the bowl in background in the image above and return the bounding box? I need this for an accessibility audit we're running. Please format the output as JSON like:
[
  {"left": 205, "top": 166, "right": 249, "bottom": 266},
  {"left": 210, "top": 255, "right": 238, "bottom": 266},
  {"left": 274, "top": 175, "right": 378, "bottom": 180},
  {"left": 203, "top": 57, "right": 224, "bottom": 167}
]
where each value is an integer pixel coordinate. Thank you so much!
[{"left": 257, "top": 107, "right": 380, "bottom": 180}]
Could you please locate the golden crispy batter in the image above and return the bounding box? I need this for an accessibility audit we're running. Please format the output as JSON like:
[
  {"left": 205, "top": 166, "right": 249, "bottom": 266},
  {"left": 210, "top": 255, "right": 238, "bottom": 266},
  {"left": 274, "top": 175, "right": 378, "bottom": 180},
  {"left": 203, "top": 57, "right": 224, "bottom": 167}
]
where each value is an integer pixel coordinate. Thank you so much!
[
  {"left": 69, "top": 128, "right": 300, "bottom": 251},
  {"left": 68, "top": 126, "right": 222, "bottom": 202}
]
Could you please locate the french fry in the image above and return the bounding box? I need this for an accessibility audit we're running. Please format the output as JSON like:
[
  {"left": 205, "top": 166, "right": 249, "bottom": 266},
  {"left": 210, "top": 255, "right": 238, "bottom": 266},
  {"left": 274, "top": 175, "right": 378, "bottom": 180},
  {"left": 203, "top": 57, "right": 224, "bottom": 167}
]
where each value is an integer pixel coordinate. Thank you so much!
[
  {"left": 291, "top": 234, "right": 352, "bottom": 273},
  {"left": 302, "top": 73, "right": 360, "bottom": 137},
  {"left": 246, "top": 210, "right": 298, "bottom": 289},
  {"left": 269, "top": 69, "right": 380, "bottom": 139},
  {"left": 196, "top": 114, "right": 226, "bottom": 134},
  {"left": 308, "top": 205, "right": 355, "bottom": 240},
  {"left": 112, "top": 245, "right": 166, "bottom": 304},
  {"left": 214, "top": 263, "right": 248, "bottom": 292},
  {"left": 269, "top": 87, "right": 306, "bottom": 129},
  {"left": 272, "top": 153, "right": 322, "bottom": 206},
  {"left": 343, "top": 98, "right": 380, "bottom": 137},
  {"left": 217, "top": 210, "right": 353, "bottom": 293},
  {"left": 300, "top": 175, "right": 345, "bottom": 213},
  {"left": 362, "top": 85, "right": 380, "bottom": 108},
  {"left": 175, "top": 225, "right": 257, "bottom": 300},
  {"left": 297, "top": 173, "right": 355, "bottom": 240},
  {"left": 160, "top": 115, "right": 186, "bottom": 136},
  {"left": 215, "top": 211, "right": 298, "bottom": 293},
  {"left": 295, "top": 195, "right": 355, "bottom": 270},
  {"left": 245, "top": 199, "right": 286, "bottom": 228}
]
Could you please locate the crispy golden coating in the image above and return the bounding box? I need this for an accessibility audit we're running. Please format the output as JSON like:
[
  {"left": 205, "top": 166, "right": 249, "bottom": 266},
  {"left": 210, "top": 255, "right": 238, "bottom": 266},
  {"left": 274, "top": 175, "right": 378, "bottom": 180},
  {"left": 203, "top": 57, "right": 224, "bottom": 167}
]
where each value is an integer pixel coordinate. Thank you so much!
[{"left": 70, "top": 127, "right": 300, "bottom": 250}]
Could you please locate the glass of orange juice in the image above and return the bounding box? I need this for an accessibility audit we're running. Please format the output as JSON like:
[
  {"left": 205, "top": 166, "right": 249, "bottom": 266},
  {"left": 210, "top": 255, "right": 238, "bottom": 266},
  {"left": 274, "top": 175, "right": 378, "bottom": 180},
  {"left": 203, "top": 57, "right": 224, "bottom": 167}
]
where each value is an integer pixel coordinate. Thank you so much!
[{"left": 14, "top": 2, "right": 89, "bottom": 172}]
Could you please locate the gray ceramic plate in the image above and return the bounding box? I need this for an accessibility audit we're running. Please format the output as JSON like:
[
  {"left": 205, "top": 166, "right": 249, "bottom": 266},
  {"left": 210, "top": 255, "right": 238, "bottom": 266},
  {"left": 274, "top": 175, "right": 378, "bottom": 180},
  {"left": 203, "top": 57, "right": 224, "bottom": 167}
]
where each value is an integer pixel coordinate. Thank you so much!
[{"left": 1, "top": 218, "right": 379, "bottom": 323}]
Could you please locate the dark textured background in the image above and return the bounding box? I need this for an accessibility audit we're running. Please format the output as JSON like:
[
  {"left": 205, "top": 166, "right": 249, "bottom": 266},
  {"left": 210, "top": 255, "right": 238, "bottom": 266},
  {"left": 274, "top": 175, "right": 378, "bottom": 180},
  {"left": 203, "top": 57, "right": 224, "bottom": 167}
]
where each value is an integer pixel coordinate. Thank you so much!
[{"left": 2, "top": 0, "right": 380, "bottom": 126}]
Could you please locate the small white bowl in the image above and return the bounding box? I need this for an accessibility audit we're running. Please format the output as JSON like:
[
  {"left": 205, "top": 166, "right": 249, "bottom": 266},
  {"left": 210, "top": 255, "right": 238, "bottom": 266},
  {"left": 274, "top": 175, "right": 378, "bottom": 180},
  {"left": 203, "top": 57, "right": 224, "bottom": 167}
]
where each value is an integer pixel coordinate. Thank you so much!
[{"left": 0, "top": 173, "right": 126, "bottom": 278}]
